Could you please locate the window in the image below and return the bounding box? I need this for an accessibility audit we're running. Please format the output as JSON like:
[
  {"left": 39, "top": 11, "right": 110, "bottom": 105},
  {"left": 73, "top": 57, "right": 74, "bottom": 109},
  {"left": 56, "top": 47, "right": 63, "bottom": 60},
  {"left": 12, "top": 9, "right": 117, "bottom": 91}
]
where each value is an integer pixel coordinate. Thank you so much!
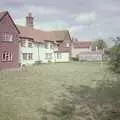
[
  {"left": 50, "top": 44, "right": 53, "bottom": 49},
  {"left": 46, "top": 53, "right": 52, "bottom": 59},
  {"left": 28, "top": 42, "right": 32, "bottom": 47},
  {"left": 22, "top": 53, "right": 27, "bottom": 60},
  {"left": 0, "top": 32, "right": 13, "bottom": 42},
  {"left": 22, "top": 53, "right": 33, "bottom": 60},
  {"left": 57, "top": 52, "right": 62, "bottom": 59},
  {"left": 66, "top": 43, "right": 70, "bottom": 47},
  {"left": 28, "top": 53, "right": 33, "bottom": 60},
  {"left": 21, "top": 40, "right": 26, "bottom": 47},
  {"left": 2, "top": 52, "right": 13, "bottom": 62},
  {"left": 39, "top": 43, "right": 43, "bottom": 48},
  {"left": 44, "top": 42, "right": 48, "bottom": 49}
]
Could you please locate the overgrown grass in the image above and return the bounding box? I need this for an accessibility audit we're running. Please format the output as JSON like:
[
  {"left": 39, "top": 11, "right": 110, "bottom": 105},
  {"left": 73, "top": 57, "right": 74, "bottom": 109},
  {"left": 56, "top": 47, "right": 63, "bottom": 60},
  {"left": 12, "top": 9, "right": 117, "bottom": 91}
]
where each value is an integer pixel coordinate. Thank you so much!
[{"left": 0, "top": 62, "right": 115, "bottom": 120}]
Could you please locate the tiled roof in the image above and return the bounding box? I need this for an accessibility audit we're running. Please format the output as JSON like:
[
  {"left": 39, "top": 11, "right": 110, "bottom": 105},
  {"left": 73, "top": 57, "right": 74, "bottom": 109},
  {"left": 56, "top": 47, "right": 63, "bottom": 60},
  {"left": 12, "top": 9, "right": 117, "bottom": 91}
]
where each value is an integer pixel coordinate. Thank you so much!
[
  {"left": 18, "top": 25, "right": 71, "bottom": 43},
  {"left": 18, "top": 26, "right": 49, "bottom": 43},
  {"left": 73, "top": 41, "right": 92, "bottom": 48},
  {"left": 49, "top": 30, "right": 71, "bottom": 41}
]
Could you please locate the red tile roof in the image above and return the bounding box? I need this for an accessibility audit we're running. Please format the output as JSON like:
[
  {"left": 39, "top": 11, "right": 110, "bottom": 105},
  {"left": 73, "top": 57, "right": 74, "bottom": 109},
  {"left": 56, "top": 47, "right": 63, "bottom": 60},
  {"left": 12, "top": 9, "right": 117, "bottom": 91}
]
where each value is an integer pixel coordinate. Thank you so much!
[
  {"left": 18, "top": 25, "right": 71, "bottom": 43},
  {"left": 73, "top": 41, "right": 92, "bottom": 48},
  {"left": 18, "top": 26, "right": 49, "bottom": 43}
]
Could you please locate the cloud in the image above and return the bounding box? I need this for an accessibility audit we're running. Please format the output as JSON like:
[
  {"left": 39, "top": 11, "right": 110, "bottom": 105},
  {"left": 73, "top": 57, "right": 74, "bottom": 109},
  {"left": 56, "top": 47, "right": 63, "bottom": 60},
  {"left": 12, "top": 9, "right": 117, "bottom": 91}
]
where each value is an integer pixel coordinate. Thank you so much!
[
  {"left": 73, "top": 12, "right": 96, "bottom": 25},
  {"left": 26, "top": 6, "right": 66, "bottom": 16},
  {"left": 35, "top": 20, "right": 69, "bottom": 30},
  {"left": 14, "top": 18, "right": 25, "bottom": 26},
  {"left": 1, "top": 0, "right": 120, "bottom": 45}
]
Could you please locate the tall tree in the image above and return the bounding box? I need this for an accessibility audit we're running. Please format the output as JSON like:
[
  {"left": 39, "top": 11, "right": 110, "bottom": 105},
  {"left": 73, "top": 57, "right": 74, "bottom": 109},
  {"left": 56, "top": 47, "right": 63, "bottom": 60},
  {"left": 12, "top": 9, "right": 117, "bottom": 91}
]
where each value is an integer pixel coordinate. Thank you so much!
[
  {"left": 109, "top": 37, "right": 120, "bottom": 73},
  {"left": 96, "top": 39, "right": 107, "bottom": 50}
]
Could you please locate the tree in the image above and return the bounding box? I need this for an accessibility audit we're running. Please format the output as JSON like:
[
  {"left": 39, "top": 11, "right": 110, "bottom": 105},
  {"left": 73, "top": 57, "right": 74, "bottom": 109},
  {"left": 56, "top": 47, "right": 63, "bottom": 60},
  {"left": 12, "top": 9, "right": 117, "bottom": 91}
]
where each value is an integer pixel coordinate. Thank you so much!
[
  {"left": 109, "top": 37, "right": 120, "bottom": 73},
  {"left": 91, "top": 39, "right": 107, "bottom": 51},
  {"left": 96, "top": 39, "right": 107, "bottom": 50}
]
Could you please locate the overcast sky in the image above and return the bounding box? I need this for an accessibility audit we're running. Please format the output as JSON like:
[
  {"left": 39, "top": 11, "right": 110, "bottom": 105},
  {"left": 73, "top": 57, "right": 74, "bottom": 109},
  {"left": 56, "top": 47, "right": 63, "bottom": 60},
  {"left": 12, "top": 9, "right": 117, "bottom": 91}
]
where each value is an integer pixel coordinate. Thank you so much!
[{"left": 1, "top": 0, "right": 120, "bottom": 44}]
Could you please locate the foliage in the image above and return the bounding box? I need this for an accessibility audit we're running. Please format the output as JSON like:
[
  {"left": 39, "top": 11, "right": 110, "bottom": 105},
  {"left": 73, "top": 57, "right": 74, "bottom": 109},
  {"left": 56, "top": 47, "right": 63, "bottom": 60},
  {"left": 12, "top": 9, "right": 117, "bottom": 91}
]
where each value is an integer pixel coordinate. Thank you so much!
[
  {"left": 109, "top": 37, "right": 120, "bottom": 73},
  {"left": 92, "top": 39, "right": 107, "bottom": 50},
  {"left": 96, "top": 39, "right": 107, "bottom": 50},
  {"left": 40, "top": 75, "right": 120, "bottom": 120},
  {"left": 71, "top": 57, "right": 79, "bottom": 61}
]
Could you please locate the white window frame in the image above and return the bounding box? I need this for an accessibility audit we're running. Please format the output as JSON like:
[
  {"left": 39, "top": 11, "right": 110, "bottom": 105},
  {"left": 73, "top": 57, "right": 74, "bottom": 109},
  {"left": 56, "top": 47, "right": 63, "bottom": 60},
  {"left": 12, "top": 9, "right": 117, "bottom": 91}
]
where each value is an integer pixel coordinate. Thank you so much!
[
  {"left": 28, "top": 41, "right": 33, "bottom": 48},
  {"left": 21, "top": 39, "right": 26, "bottom": 47},
  {"left": 57, "top": 52, "right": 62, "bottom": 59},
  {"left": 0, "top": 33, "right": 13, "bottom": 42}
]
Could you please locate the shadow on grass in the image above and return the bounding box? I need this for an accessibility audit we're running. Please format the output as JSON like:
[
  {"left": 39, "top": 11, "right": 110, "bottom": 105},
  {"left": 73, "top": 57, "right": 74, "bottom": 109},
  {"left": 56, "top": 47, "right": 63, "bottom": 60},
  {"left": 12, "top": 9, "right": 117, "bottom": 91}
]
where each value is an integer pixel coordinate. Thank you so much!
[{"left": 37, "top": 76, "right": 120, "bottom": 120}]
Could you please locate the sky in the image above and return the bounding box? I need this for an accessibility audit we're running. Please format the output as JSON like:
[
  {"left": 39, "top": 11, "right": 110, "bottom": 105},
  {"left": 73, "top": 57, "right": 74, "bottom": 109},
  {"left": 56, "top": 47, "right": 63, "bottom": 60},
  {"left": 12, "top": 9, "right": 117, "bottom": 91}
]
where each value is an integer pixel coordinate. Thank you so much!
[{"left": 1, "top": 0, "right": 120, "bottom": 45}]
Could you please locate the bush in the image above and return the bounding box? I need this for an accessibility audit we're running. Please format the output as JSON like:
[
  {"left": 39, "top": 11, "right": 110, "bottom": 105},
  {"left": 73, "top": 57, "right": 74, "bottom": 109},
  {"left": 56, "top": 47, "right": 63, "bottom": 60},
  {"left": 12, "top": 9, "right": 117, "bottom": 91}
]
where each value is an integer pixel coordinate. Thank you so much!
[
  {"left": 34, "top": 61, "right": 42, "bottom": 65},
  {"left": 71, "top": 57, "right": 79, "bottom": 61},
  {"left": 109, "top": 44, "right": 120, "bottom": 73}
]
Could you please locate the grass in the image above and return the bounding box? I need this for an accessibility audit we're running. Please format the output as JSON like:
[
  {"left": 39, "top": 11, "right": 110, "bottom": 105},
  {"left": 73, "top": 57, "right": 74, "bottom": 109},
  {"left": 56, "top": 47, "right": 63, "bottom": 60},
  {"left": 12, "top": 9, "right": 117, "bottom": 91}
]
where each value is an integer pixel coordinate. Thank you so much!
[{"left": 0, "top": 62, "right": 115, "bottom": 120}]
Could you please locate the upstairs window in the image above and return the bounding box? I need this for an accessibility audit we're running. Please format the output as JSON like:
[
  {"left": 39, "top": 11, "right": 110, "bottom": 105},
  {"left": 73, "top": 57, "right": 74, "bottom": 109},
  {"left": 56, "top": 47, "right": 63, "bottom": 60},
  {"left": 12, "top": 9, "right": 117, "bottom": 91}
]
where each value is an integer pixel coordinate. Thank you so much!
[
  {"left": 28, "top": 42, "right": 33, "bottom": 48},
  {"left": 50, "top": 44, "right": 53, "bottom": 49},
  {"left": 2, "top": 52, "right": 13, "bottom": 62},
  {"left": 0, "top": 32, "right": 13, "bottom": 42},
  {"left": 21, "top": 39, "right": 26, "bottom": 47},
  {"left": 44, "top": 42, "right": 49, "bottom": 49}
]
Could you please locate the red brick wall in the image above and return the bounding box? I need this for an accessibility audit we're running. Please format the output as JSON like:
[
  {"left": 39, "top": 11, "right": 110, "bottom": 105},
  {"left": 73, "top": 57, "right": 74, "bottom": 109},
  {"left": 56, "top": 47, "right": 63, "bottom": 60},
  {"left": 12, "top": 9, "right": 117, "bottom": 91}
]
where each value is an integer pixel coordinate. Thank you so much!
[{"left": 0, "top": 13, "right": 19, "bottom": 69}]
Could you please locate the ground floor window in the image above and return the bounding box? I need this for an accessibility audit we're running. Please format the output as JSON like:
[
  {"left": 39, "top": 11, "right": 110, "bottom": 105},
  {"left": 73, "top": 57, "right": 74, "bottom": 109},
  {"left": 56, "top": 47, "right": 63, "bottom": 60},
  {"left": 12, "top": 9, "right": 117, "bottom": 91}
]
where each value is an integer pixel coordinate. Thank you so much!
[
  {"left": 46, "top": 53, "right": 52, "bottom": 59},
  {"left": 28, "top": 53, "right": 33, "bottom": 60},
  {"left": 57, "top": 52, "right": 62, "bottom": 59},
  {"left": 2, "top": 52, "right": 13, "bottom": 62},
  {"left": 23, "top": 53, "right": 27, "bottom": 60},
  {"left": 22, "top": 53, "right": 33, "bottom": 60}
]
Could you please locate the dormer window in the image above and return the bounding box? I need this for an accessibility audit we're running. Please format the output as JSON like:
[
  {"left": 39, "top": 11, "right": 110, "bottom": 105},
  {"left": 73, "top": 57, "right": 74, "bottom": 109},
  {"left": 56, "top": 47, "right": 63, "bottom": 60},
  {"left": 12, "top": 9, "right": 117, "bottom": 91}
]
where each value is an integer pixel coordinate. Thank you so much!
[
  {"left": 28, "top": 41, "right": 33, "bottom": 47},
  {"left": 21, "top": 39, "right": 26, "bottom": 47},
  {"left": 0, "top": 32, "right": 13, "bottom": 42},
  {"left": 44, "top": 42, "right": 48, "bottom": 49},
  {"left": 50, "top": 44, "right": 53, "bottom": 49}
]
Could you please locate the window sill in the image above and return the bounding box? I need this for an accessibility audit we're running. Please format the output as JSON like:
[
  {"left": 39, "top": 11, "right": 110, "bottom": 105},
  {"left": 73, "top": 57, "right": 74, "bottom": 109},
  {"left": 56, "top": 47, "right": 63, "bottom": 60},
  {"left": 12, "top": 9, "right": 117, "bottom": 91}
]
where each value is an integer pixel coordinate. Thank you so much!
[{"left": 1, "top": 60, "right": 13, "bottom": 62}]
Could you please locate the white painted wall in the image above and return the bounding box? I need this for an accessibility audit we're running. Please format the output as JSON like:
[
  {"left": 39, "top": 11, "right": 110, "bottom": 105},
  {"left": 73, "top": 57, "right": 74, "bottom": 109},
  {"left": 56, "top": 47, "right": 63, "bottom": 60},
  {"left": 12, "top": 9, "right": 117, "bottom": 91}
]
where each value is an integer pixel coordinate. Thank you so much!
[
  {"left": 20, "top": 39, "right": 70, "bottom": 65},
  {"left": 55, "top": 52, "right": 70, "bottom": 62},
  {"left": 79, "top": 52, "right": 103, "bottom": 61},
  {"left": 20, "top": 39, "right": 46, "bottom": 65},
  {"left": 72, "top": 48, "right": 92, "bottom": 57}
]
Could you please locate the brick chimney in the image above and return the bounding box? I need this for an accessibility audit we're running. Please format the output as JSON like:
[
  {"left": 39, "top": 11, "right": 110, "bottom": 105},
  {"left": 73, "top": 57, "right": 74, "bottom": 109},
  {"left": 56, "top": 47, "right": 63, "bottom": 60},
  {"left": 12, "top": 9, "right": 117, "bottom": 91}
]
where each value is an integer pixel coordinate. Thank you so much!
[{"left": 26, "top": 12, "right": 34, "bottom": 28}]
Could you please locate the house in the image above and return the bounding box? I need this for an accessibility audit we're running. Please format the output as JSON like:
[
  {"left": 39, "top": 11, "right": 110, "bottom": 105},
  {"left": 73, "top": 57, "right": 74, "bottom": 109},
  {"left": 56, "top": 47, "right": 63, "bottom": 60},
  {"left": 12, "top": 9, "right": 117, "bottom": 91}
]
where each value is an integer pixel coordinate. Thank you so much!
[
  {"left": 18, "top": 13, "right": 71, "bottom": 65},
  {"left": 71, "top": 38, "right": 104, "bottom": 61},
  {"left": 48, "top": 30, "right": 72, "bottom": 62},
  {"left": 0, "top": 11, "right": 20, "bottom": 69},
  {"left": 79, "top": 51, "right": 103, "bottom": 61},
  {"left": 71, "top": 38, "right": 92, "bottom": 58}
]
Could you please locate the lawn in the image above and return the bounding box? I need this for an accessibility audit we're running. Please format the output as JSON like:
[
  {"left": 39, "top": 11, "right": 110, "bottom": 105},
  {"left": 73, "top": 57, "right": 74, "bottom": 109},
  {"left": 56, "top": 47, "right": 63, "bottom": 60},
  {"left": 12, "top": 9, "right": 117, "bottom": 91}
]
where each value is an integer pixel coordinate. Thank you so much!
[{"left": 0, "top": 62, "right": 114, "bottom": 120}]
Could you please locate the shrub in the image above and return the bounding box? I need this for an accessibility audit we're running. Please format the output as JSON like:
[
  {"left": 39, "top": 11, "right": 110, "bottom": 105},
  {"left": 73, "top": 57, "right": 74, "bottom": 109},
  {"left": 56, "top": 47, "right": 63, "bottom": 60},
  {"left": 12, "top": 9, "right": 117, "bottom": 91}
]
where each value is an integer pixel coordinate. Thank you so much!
[{"left": 71, "top": 57, "right": 79, "bottom": 61}]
